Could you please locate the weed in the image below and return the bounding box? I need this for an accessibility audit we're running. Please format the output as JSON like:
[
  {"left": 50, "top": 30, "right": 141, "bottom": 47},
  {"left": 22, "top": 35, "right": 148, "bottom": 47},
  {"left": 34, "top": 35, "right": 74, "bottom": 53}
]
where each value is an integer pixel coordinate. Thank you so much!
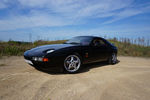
[{"left": 0, "top": 38, "right": 150, "bottom": 57}]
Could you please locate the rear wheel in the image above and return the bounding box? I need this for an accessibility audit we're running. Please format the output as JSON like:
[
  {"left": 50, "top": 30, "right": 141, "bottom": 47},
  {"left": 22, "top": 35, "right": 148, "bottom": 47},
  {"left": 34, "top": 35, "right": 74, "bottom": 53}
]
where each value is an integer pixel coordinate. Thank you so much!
[
  {"left": 108, "top": 53, "right": 117, "bottom": 64},
  {"left": 64, "top": 54, "right": 81, "bottom": 73}
]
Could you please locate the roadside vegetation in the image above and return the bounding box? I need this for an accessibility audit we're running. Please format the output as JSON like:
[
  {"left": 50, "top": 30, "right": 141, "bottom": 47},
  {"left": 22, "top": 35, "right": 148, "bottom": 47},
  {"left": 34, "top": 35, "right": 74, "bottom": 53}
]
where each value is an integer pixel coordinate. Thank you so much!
[
  {"left": 0, "top": 38, "right": 150, "bottom": 58},
  {"left": 109, "top": 38, "right": 150, "bottom": 57}
]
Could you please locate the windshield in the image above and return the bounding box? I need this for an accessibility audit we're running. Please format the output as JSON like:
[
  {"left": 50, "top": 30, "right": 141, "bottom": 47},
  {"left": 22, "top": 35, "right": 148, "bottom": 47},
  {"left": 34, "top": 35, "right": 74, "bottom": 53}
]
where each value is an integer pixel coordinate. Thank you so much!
[{"left": 65, "top": 36, "right": 93, "bottom": 45}]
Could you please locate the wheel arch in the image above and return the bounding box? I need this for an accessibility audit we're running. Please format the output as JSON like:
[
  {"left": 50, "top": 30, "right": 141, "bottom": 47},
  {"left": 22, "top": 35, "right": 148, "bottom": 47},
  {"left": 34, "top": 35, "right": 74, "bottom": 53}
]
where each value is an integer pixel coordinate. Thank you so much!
[{"left": 64, "top": 52, "right": 83, "bottom": 62}]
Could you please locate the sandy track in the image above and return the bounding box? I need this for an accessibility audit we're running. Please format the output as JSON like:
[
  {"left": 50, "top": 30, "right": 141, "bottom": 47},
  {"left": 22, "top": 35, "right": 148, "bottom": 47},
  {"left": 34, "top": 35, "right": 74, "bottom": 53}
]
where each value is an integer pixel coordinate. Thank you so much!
[{"left": 0, "top": 56, "right": 150, "bottom": 100}]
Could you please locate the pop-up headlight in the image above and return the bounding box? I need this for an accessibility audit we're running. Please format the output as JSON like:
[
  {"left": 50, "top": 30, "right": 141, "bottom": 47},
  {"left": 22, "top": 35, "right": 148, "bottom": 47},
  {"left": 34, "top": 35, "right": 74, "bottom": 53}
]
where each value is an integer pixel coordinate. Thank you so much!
[{"left": 46, "top": 49, "right": 55, "bottom": 53}]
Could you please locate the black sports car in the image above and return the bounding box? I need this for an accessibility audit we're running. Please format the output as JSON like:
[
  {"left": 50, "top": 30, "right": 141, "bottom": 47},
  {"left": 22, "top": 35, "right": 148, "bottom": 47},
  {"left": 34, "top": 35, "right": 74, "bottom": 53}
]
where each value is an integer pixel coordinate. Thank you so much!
[{"left": 24, "top": 36, "right": 117, "bottom": 73}]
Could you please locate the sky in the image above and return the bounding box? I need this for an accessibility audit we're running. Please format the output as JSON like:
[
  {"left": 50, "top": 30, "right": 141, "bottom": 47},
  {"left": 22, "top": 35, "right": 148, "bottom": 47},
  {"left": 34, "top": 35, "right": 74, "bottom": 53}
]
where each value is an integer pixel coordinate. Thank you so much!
[{"left": 0, "top": 0, "right": 150, "bottom": 41}]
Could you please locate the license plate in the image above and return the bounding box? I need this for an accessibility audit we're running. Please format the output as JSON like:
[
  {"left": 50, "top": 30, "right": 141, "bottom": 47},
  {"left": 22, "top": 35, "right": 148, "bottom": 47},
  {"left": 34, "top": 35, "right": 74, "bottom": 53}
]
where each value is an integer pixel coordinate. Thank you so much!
[{"left": 25, "top": 59, "right": 33, "bottom": 65}]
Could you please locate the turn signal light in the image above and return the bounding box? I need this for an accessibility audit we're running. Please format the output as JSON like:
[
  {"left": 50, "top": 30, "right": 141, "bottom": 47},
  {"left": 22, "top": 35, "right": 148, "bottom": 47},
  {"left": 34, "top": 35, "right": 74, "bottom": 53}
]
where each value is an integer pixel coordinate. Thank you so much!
[
  {"left": 85, "top": 53, "right": 88, "bottom": 58},
  {"left": 43, "top": 58, "right": 49, "bottom": 62}
]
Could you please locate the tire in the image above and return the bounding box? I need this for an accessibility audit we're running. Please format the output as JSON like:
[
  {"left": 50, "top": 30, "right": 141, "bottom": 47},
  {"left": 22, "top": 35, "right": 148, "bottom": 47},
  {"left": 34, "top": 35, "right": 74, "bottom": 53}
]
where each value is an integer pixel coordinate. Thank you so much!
[
  {"left": 108, "top": 53, "right": 117, "bottom": 64},
  {"left": 64, "top": 54, "right": 82, "bottom": 73}
]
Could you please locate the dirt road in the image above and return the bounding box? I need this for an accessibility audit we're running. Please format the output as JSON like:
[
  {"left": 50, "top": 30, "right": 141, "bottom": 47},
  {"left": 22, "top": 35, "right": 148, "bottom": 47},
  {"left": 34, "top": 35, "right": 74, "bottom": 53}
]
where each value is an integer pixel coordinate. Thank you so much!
[{"left": 0, "top": 56, "right": 150, "bottom": 100}]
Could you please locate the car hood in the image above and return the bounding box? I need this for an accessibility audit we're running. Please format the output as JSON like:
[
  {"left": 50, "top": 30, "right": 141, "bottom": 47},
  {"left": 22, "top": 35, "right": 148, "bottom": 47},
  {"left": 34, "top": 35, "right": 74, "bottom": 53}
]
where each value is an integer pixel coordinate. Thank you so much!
[{"left": 24, "top": 44, "right": 78, "bottom": 57}]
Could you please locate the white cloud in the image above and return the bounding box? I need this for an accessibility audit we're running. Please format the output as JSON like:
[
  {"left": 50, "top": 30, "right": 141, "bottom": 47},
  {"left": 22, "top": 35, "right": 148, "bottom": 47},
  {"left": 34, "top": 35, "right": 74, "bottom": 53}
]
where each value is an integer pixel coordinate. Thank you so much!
[
  {"left": 0, "top": 13, "right": 76, "bottom": 30},
  {"left": 0, "top": 0, "right": 150, "bottom": 31},
  {"left": 18, "top": 0, "right": 49, "bottom": 8},
  {"left": 75, "top": 0, "right": 134, "bottom": 18},
  {"left": 103, "top": 4, "right": 150, "bottom": 24},
  {"left": 0, "top": 1, "right": 8, "bottom": 9},
  {"left": 16, "top": 0, "right": 134, "bottom": 19}
]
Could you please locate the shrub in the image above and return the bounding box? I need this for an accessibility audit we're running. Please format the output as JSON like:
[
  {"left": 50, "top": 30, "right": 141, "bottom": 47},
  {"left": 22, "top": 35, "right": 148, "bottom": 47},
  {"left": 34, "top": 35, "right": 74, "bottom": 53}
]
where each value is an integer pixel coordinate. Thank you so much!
[{"left": 0, "top": 38, "right": 150, "bottom": 57}]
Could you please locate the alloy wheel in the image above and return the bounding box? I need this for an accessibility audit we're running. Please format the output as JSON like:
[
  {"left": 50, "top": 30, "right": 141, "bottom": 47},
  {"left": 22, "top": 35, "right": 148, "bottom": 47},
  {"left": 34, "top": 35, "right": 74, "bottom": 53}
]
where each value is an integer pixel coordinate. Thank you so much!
[{"left": 64, "top": 55, "right": 81, "bottom": 73}]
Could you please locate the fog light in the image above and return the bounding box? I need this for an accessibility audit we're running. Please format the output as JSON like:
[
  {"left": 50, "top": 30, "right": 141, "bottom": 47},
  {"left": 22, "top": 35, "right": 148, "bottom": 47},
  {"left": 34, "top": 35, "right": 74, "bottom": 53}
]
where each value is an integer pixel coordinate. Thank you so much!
[
  {"left": 38, "top": 57, "right": 43, "bottom": 61},
  {"left": 32, "top": 57, "right": 38, "bottom": 61},
  {"left": 32, "top": 57, "right": 43, "bottom": 62}
]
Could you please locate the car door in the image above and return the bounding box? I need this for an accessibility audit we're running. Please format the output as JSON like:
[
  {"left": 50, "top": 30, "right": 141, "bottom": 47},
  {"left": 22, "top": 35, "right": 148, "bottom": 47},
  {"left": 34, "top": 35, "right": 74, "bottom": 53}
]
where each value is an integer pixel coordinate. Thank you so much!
[{"left": 91, "top": 38, "right": 109, "bottom": 62}]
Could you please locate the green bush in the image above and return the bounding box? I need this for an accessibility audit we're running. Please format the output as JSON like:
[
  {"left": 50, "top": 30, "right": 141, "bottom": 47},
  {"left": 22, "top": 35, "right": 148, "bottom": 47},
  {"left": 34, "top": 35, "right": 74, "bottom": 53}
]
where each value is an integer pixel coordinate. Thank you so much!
[
  {"left": 0, "top": 39, "right": 150, "bottom": 57},
  {"left": 109, "top": 39, "right": 150, "bottom": 57}
]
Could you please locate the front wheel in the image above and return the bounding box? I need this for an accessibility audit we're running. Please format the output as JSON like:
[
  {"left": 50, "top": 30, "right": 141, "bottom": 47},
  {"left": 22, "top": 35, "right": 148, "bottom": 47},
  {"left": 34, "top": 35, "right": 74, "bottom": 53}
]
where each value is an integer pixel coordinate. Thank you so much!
[
  {"left": 108, "top": 53, "right": 117, "bottom": 64},
  {"left": 64, "top": 54, "right": 81, "bottom": 73}
]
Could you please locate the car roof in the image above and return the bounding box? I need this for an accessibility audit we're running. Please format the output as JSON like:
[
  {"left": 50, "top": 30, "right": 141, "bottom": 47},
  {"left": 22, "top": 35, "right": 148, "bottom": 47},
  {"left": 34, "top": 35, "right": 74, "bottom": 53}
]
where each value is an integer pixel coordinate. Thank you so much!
[{"left": 74, "top": 36, "right": 102, "bottom": 38}]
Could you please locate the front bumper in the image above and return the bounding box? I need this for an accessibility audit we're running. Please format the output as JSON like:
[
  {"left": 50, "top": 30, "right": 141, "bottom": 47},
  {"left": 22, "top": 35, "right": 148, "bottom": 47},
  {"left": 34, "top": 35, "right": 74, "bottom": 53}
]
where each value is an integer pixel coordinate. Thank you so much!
[{"left": 24, "top": 55, "right": 64, "bottom": 72}]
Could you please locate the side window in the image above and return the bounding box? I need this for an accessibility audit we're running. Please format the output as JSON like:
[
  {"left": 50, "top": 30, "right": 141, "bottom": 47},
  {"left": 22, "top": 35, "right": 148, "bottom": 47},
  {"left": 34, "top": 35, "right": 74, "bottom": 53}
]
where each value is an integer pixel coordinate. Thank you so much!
[{"left": 93, "top": 39, "right": 106, "bottom": 46}]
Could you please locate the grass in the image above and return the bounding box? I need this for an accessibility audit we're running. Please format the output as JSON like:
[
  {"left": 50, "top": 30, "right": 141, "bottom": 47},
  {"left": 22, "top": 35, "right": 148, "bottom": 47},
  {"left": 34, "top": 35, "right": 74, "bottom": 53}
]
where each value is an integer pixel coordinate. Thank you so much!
[
  {"left": 109, "top": 39, "right": 150, "bottom": 57},
  {"left": 0, "top": 38, "right": 150, "bottom": 57},
  {"left": 0, "top": 40, "right": 66, "bottom": 57}
]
